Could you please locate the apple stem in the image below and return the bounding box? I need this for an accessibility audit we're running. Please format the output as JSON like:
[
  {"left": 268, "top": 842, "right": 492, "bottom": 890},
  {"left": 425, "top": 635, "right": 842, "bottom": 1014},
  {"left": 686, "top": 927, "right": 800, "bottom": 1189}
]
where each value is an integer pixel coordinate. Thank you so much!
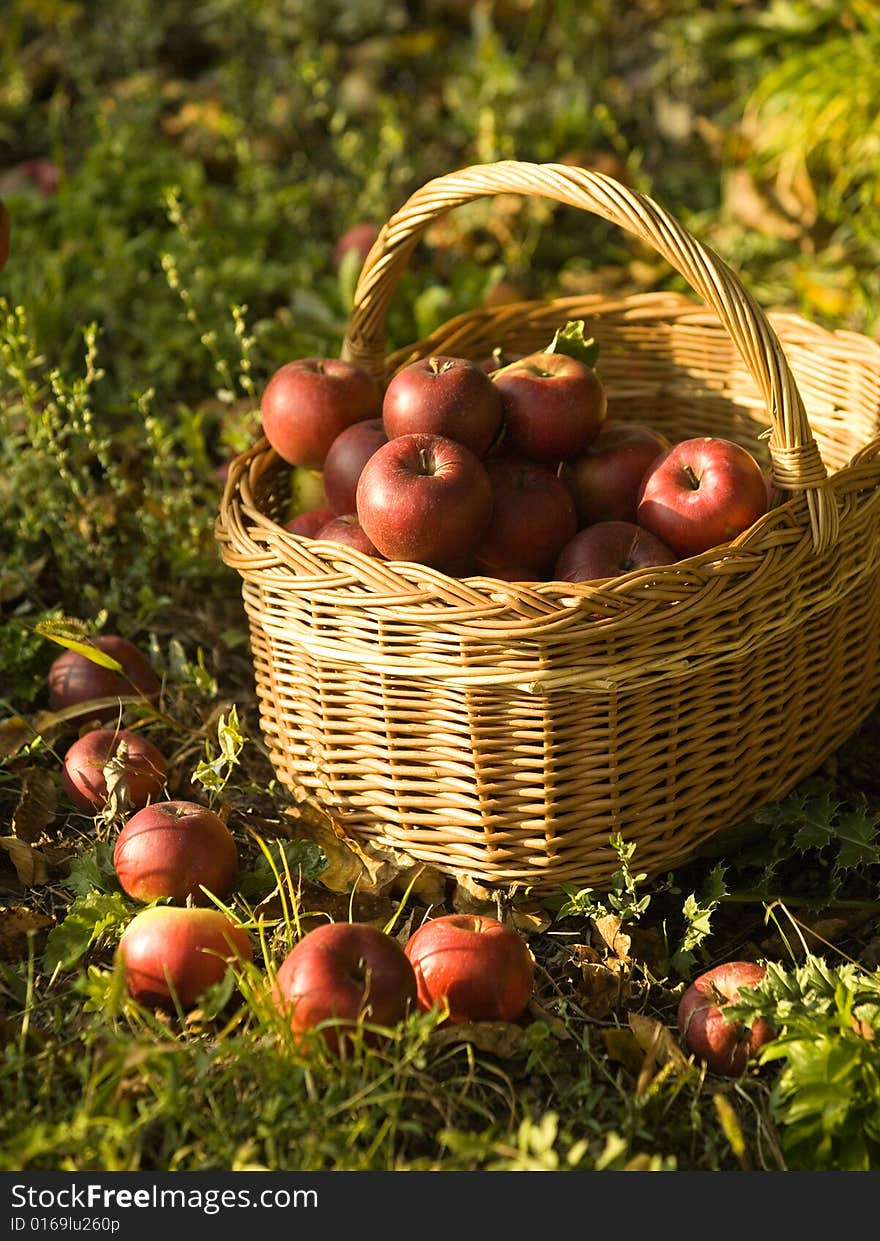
[
  {"left": 683, "top": 464, "right": 701, "bottom": 490},
  {"left": 418, "top": 446, "right": 433, "bottom": 475}
]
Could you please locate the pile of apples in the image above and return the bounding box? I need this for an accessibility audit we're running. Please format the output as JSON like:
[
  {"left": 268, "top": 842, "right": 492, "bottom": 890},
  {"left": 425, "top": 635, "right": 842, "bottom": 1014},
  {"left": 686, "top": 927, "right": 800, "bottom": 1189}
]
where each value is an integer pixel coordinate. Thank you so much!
[
  {"left": 43, "top": 636, "right": 537, "bottom": 1043},
  {"left": 46, "top": 634, "right": 776, "bottom": 1072},
  {"left": 260, "top": 325, "right": 770, "bottom": 583}
]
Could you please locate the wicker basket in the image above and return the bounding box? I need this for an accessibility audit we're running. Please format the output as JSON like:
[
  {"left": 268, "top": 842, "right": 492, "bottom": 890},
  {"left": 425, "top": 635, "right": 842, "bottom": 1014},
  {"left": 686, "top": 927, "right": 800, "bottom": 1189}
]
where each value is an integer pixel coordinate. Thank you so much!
[{"left": 216, "top": 160, "right": 880, "bottom": 895}]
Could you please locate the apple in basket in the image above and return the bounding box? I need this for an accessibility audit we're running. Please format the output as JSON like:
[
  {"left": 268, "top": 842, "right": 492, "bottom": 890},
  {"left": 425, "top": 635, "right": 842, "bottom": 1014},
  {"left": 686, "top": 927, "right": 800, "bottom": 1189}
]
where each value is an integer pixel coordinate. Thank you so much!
[
  {"left": 554, "top": 520, "right": 677, "bottom": 583},
  {"left": 118, "top": 906, "right": 252, "bottom": 1012},
  {"left": 314, "top": 513, "right": 384, "bottom": 558},
  {"left": 637, "top": 436, "right": 768, "bottom": 557},
  {"left": 260, "top": 357, "right": 382, "bottom": 469},
  {"left": 491, "top": 351, "right": 607, "bottom": 462},
  {"left": 382, "top": 355, "right": 504, "bottom": 459},
  {"left": 560, "top": 420, "right": 671, "bottom": 526},
  {"left": 404, "top": 913, "right": 535, "bottom": 1024},
  {"left": 62, "top": 727, "right": 167, "bottom": 813},
  {"left": 271, "top": 921, "right": 417, "bottom": 1053},
  {"left": 356, "top": 432, "right": 493, "bottom": 568},
  {"left": 284, "top": 506, "right": 335, "bottom": 537},
  {"left": 113, "top": 799, "right": 239, "bottom": 905},
  {"left": 322, "top": 417, "right": 388, "bottom": 515},
  {"left": 474, "top": 457, "right": 577, "bottom": 577},
  {"left": 677, "top": 961, "right": 776, "bottom": 1076}
]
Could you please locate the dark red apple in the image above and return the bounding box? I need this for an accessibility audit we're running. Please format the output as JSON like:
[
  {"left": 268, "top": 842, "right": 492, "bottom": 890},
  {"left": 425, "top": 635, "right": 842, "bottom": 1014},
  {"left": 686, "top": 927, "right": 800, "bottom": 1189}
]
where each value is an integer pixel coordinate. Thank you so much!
[
  {"left": 113, "top": 800, "right": 239, "bottom": 905},
  {"left": 48, "top": 635, "right": 161, "bottom": 722},
  {"left": 314, "top": 513, "right": 383, "bottom": 557},
  {"left": 332, "top": 221, "right": 380, "bottom": 273},
  {"left": 62, "top": 727, "right": 167, "bottom": 813},
  {"left": 677, "top": 961, "right": 776, "bottom": 1076},
  {"left": 554, "top": 520, "right": 677, "bottom": 582},
  {"left": 382, "top": 356, "right": 504, "bottom": 459},
  {"left": 271, "top": 921, "right": 417, "bottom": 1053},
  {"left": 284, "top": 506, "right": 336, "bottom": 537},
  {"left": 118, "top": 906, "right": 253, "bottom": 1012},
  {"left": 322, "top": 418, "right": 388, "bottom": 514},
  {"left": 637, "top": 437, "right": 769, "bottom": 557},
  {"left": 474, "top": 457, "right": 577, "bottom": 575},
  {"left": 260, "top": 358, "right": 381, "bottom": 469},
  {"left": 491, "top": 351, "right": 607, "bottom": 462},
  {"left": 356, "top": 432, "right": 493, "bottom": 567},
  {"left": 404, "top": 913, "right": 535, "bottom": 1024},
  {"left": 560, "top": 420, "right": 671, "bottom": 526}
]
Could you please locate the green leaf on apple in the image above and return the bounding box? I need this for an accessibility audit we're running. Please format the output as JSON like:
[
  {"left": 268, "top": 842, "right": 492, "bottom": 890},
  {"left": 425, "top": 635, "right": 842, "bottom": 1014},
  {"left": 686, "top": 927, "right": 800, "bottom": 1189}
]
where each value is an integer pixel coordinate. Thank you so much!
[{"left": 545, "top": 319, "right": 599, "bottom": 369}]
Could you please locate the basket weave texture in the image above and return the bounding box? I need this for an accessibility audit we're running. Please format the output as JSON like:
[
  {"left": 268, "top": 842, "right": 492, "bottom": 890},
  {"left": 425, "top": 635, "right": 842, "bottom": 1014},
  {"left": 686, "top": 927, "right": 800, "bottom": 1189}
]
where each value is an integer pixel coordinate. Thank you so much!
[{"left": 216, "top": 161, "right": 880, "bottom": 894}]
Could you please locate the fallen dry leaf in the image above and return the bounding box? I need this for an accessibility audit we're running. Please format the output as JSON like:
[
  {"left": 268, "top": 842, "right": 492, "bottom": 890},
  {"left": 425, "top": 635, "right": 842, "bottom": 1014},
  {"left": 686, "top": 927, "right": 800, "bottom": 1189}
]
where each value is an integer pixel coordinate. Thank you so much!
[
  {"left": 579, "top": 960, "right": 629, "bottom": 1020},
  {"left": 12, "top": 767, "right": 57, "bottom": 842},
  {"left": 0, "top": 716, "right": 37, "bottom": 761},
  {"left": 601, "top": 1027, "right": 645, "bottom": 1077},
  {"left": 429, "top": 1020, "right": 526, "bottom": 1059},
  {"left": 0, "top": 837, "right": 49, "bottom": 886},
  {"left": 592, "top": 913, "right": 631, "bottom": 961},
  {"left": 0, "top": 905, "right": 54, "bottom": 960},
  {"left": 628, "top": 1012, "right": 690, "bottom": 1075}
]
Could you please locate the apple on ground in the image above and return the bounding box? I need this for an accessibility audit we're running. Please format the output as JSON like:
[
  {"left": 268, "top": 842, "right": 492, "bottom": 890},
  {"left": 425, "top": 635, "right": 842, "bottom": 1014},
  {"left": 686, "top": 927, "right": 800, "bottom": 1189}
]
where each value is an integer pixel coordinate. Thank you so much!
[
  {"left": 332, "top": 221, "right": 380, "bottom": 273},
  {"left": 62, "top": 727, "right": 167, "bottom": 813},
  {"left": 382, "top": 355, "right": 504, "bottom": 459},
  {"left": 113, "top": 799, "right": 239, "bottom": 905},
  {"left": 677, "top": 961, "right": 776, "bottom": 1076},
  {"left": 356, "top": 432, "right": 493, "bottom": 568},
  {"left": 404, "top": 913, "right": 535, "bottom": 1024},
  {"left": 560, "top": 420, "right": 671, "bottom": 526},
  {"left": 48, "top": 635, "right": 161, "bottom": 723},
  {"left": 271, "top": 921, "right": 417, "bottom": 1053},
  {"left": 474, "top": 457, "right": 577, "bottom": 576},
  {"left": 637, "top": 436, "right": 768, "bottom": 557},
  {"left": 118, "top": 906, "right": 253, "bottom": 1012},
  {"left": 491, "top": 351, "right": 607, "bottom": 462},
  {"left": 260, "top": 358, "right": 381, "bottom": 469},
  {"left": 284, "top": 506, "right": 336, "bottom": 537},
  {"left": 314, "top": 513, "right": 383, "bottom": 557},
  {"left": 554, "top": 520, "right": 677, "bottom": 582},
  {"left": 322, "top": 418, "right": 388, "bottom": 515}
]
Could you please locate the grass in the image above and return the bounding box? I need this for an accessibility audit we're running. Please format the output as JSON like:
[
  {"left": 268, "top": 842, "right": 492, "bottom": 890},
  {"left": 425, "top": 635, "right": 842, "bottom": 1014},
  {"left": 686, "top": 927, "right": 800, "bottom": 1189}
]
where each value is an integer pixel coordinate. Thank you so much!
[{"left": 1, "top": 0, "right": 880, "bottom": 1174}]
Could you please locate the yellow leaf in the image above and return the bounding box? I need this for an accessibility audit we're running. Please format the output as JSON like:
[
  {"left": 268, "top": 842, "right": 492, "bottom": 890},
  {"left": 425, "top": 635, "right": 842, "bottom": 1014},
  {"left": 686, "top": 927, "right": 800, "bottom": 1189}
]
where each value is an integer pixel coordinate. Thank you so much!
[{"left": 0, "top": 837, "right": 49, "bottom": 886}]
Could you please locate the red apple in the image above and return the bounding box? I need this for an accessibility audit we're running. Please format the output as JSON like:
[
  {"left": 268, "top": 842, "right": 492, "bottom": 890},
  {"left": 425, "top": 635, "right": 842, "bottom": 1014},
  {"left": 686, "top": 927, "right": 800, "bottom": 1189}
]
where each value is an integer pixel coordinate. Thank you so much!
[
  {"left": 636, "top": 437, "right": 769, "bottom": 557},
  {"left": 677, "top": 961, "right": 776, "bottom": 1076},
  {"left": 62, "top": 727, "right": 167, "bottom": 813},
  {"left": 118, "top": 906, "right": 253, "bottom": 1012},
  {"left": 382, "top": 356, "right": 504, "bottom": 459},
  {"left": 48, "top": 635, "right": 161, "bottom": 722},
  {"left": 113, "top": 800, "right": 239, "bottom": 905},
  {"left": 0, "top": 198, "right": 9, "bottom": 272},
  {"left": 356, "top": 432, "right": 493, "bottom": 568},
  {"left": 260, "top": 357, "right": 381, "bottom": 469},
  {"left": 271, "top": 921, "right": 417, "bottom": 1053},
  {"left": 474, "top": 457, "right": 577, "bottom": 575},
  {"left": 554, "top": 520, "right": 678, "bottom": 582},
  {"left": 284, "top": 506, "right": 336, "bottom": 537},
  {"left": 404, "top": 913, "right": 535, "bottom": 1024},
  {"left": 322, "top": 418, "right": 388, "bottom": 514},
  {"left": 491, "top": 351, "right": 607, "bottom": 462},
  {"left": 314, "top": 513, "right": 383, "bottom": 557},
  {"left": 332, "top": 221, "right": 380, "bottom": 273},
  {"left": 560, "top": 420, "right": 671, "bottom": 526}
]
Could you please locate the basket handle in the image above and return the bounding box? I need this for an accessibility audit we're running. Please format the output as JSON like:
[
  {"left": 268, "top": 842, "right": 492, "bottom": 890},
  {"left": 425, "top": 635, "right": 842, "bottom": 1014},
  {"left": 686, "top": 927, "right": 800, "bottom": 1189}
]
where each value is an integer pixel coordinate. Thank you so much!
[{"left": 341, "top": 160, "right": 836, "bottom": 552}]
